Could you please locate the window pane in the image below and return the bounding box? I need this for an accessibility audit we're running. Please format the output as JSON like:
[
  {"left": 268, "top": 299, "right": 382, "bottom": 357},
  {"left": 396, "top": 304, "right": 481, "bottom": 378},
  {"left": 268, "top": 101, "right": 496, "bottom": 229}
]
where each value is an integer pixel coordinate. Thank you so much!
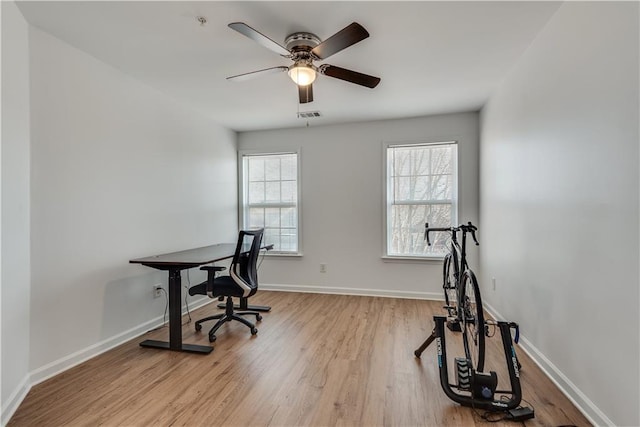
[
  {"left": 264, "top": 228, "right": 280, "bottom": 250},
  {"left": 390, "top": 205, "right": 430, "bottom": 255},
  {"left": 392, "top": 148, "right": 412, "bottom": 176},
  {"left": 281, "top": 156, "right": 296, "bottom": 180},
  {"left": 429, "top": 204, "right": 452, "bottom": 228},
  {"left": 264, "top": 157, "right": 280, "bottom": 181},
  {"left": 280, "top": 230, "right": 297, "bottom": 252},
  {"left": 249, "top": 208, "right": 265, "bottom": 227},
  {"left": 430, "top": 175, "right": 452, "bottom": 200},
  {"left": 281, "top": 181, "right": 296, "bottom": 202},
  {"left": 265, "top": 181, "right": 280, "bottom": 202},
  {"left": 395, "top": 176, "right": 411, "bottom": 201},
  {"left": 426, "top": 204, "right": 452, "bottom": 255},
  {"left": 280, "top": 208, "right": 296, "bottom": 228},
  {"left": 248, "top": 158, "right": 264, "bottom": 181},
  {"left": 431, "top": 147, "right": 453, "bottom": 174},
  {"left": 390, "top": 205, "right": 410, "bottom": 254},
  {"left": 412, "top": 147, "right": 430, "bottom": 176},
  {"left": 265, "top": 208, "right": 280, "bottom": 228},
  {"left": 248, "top": 182, "right": 264, "bottom": 203},
  {"left": 414, "top": 175, "right": 430, "bottom": 200},
  {"left": 410, "top": 204, "right": 429, "bottom": 230}
]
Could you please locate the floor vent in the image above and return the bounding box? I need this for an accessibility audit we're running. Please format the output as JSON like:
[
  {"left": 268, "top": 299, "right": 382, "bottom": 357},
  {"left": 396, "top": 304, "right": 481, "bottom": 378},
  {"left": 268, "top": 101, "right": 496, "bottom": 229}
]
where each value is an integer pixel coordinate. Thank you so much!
[{"left": 297, "top": 111, "right": 322, "bottom": 118}]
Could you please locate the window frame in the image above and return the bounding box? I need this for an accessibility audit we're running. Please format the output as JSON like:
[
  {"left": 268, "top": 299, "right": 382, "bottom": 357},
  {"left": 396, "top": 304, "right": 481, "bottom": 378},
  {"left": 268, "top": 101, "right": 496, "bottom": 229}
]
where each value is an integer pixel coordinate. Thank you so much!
[
  {"left": 382, "top": 140, "right": 459, "bottom": 260},
  {"left": 238, "top": 149, "right": 303, "bottom": 256}
]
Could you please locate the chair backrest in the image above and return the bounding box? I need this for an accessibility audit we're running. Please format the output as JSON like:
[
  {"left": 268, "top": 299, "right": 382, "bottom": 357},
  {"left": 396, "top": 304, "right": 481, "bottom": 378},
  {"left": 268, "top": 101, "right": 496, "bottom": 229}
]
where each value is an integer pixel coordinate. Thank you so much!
[{"left": 230, "top": 228, "right": 264, "bottom": 297}]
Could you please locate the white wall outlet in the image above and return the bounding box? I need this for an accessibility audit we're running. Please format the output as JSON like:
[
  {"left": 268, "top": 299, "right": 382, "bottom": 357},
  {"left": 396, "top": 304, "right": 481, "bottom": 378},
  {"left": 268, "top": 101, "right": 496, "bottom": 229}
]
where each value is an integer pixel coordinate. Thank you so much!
[
  {"left": 153, "top": 284, "right": 163, "bottom": 298},
  {"left": 320, "top": 263, "right": 327, "bottom": 273}
]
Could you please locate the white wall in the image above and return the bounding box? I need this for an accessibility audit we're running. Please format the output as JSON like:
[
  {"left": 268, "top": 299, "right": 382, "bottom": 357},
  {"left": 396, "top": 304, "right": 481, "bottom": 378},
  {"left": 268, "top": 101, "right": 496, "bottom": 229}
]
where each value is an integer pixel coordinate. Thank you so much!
[
  {"left": 239, "top": 112, "right": 479, "bottom": 298},
  {"left": 480, "top": 2, "right": 638, "bottom": 426},
  {"left": 1, "top": 2, "right": 32, "bottom": 422},
  {"left": 27, "top": 27, "right": 238, "bottom": 377}
]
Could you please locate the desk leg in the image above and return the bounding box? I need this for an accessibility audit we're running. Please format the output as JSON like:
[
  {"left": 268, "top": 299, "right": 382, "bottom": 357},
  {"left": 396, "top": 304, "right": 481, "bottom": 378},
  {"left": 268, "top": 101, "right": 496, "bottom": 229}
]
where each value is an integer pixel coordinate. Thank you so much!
[
  {"left": 168, "top": 269, "right": 182, "bottom": 348},
  {"left": 140, "top": 269, "right": 213, "bottom": 354}
]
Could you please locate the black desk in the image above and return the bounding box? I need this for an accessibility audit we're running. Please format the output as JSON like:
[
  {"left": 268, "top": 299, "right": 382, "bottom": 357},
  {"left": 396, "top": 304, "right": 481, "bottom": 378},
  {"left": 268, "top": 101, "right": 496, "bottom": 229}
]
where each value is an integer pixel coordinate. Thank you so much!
[{"left": 130, "top": 243, "right": 239, "bottom": 354}]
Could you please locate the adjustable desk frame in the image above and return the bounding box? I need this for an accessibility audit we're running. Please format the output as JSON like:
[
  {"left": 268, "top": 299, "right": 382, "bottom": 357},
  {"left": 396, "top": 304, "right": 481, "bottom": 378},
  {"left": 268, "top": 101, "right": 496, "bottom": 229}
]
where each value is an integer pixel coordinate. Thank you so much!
[{"left": 130, "top": 243, "right": 271, "bottom": 355}]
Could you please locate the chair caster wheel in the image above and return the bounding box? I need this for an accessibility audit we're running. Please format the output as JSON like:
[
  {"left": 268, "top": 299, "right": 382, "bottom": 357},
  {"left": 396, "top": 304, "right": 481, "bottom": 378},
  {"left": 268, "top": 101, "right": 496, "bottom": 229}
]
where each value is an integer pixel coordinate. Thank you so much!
[
  {"left": 251, "top": 327, "right": 258, "bottom": 335},
  {"left": 195, "top": 323, "right": 202, "bottom": 332},
  {"left": 256, "top": 314, "right": 263, "bottom": 321},
  {"left": 209, "top": 335, "right": 216, "bottom": 342}
]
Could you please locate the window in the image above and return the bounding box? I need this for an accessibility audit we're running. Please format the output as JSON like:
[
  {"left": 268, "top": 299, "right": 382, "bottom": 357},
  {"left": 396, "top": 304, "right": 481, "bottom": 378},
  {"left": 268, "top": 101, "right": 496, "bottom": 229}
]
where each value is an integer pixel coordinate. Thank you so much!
[
  {"left": 385, "top": 142, "right": 457, "bottom": 258},
  {"left": 239, "top": 151, "right": 300, "bottom": 254}
]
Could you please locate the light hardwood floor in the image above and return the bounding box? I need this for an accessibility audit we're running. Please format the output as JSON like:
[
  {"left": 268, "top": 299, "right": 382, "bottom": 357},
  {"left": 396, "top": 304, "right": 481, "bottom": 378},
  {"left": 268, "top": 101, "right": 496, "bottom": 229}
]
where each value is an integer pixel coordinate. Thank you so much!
[{"left": 9, "top": 291, "right": 590, "bottom": 426}]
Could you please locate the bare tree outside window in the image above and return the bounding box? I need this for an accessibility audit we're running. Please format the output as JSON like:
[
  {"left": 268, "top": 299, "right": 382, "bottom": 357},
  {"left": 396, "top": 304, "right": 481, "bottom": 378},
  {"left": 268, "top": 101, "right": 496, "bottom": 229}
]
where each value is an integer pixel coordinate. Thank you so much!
[{"left": 386, "top": 142, "right": 457, "bottom": 257}]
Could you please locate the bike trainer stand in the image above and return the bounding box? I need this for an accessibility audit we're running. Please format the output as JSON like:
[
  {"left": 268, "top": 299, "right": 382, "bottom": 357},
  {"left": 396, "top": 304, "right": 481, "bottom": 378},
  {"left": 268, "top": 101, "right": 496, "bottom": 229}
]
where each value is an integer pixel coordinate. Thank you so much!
[{"left": 415, "top": 316, "right": 530, "bottom": 415}]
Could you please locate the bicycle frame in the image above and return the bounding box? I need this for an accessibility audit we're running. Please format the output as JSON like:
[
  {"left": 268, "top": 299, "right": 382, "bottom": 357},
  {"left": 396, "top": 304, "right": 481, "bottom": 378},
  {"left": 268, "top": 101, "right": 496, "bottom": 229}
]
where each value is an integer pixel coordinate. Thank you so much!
[
  {"left": 426, "top": 223, "right": 477, "bottom": 287},
  {"left": 446, "top": 236, "right": 461, "bottom": 288},
  {"left": 425, "top": 222, "right": 484, "bottom": 369},
  {"left": 427, "top": 223, "right": 477, "bottom": 320},
  {"left": 451, "top": 226, "right": 470, "bottom": 276}
]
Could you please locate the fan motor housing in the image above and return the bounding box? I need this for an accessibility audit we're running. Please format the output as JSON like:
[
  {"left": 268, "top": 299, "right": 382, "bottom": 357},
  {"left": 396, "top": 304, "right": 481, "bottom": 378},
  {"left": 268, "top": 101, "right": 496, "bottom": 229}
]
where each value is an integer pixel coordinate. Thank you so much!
[{"left": 285, "top": 32, "right": 321, "bottom": 52}]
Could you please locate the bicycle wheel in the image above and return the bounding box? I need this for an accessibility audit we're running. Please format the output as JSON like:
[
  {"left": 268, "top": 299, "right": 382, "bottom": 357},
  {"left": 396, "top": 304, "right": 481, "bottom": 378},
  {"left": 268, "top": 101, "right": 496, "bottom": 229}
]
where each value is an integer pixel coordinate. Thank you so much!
[
  {"left": 443, "top": 252, "right": 459, "bottom": 318},
  {"left": 459, "top": 269, "right": 485, "bottom": 372}
]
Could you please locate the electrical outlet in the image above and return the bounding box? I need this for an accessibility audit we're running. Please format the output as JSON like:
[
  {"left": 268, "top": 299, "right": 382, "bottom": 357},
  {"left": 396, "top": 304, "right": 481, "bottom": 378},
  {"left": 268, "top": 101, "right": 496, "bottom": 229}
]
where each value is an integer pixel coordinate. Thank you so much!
[
  {"left": 153, "top": 285, "right": 163, "bottom": 298},
  {"left": 320, "top": 263, "right": 327, "bottom": 273},
  {"left": 492, "top": 277, "right": 496, "bottom": 291}
]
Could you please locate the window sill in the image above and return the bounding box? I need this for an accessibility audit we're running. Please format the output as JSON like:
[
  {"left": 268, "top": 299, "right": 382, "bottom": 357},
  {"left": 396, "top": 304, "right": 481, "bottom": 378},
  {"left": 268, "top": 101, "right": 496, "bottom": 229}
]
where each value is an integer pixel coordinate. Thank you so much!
[
  {"left": 381, "top": 255, "right": 444, "bottom": 263},
  {"left": 264, "top": 252, "right": 303, "bottom": 258}
]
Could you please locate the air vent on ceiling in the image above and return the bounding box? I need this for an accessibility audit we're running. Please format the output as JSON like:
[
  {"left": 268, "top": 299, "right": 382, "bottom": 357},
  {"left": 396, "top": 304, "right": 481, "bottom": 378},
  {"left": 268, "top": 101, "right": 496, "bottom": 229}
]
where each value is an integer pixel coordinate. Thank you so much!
[{"left": 297, "top": 111, "right": 322, "bottom": 119}]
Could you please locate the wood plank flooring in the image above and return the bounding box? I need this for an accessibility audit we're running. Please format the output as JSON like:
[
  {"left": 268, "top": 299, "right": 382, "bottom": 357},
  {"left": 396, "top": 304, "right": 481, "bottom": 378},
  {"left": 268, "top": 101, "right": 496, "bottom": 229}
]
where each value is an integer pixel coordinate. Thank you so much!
[{"left": 9, "top": 291, "right": 590, "bottom": 426}]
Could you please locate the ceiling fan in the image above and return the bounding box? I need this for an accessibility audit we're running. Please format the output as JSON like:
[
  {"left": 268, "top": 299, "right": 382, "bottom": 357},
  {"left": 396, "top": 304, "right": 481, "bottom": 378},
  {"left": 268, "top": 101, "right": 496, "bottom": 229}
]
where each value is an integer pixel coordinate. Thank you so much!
[{"left": 226, "top": 22, "right": 381, "bottom": 104}]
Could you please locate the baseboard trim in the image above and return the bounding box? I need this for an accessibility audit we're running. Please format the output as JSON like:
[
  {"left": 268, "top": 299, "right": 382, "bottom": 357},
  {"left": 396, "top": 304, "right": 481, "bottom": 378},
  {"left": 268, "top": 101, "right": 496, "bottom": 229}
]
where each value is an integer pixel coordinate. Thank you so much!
[
  {"left": 483, "top": 302, "right": 613, "bottom": 427},
  {"left": 261, "top": 283, "right": 443, "bottom": 301},
  {"left": 1, "top": 374, "right": 31, "bottom": 426},
  {"left": 5, "top": 297, "right": 213, "bottom": 425},
  {"left": 30, "top": 297, "right": 212, "bottom": 386}
]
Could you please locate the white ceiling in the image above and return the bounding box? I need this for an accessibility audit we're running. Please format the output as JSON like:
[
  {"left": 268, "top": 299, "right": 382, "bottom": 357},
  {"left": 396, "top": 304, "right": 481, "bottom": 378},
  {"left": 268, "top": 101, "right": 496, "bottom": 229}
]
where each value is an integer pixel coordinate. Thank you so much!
[{"left": 17, "top": 1, "right": 562, "bottom": 132}]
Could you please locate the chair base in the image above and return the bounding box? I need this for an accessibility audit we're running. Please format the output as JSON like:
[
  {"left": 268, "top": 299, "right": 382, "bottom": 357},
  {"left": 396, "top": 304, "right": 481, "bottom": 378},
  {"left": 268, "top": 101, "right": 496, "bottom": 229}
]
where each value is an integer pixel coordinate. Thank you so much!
[
  {"left": 195, "top": 296, "right": 261, "bottom": 342},
  {"left": 216, "top": 296, "right": 271, "bottom": 312},
  {"left": 216, "top": 302, "right": 271, "bottom": 312}
]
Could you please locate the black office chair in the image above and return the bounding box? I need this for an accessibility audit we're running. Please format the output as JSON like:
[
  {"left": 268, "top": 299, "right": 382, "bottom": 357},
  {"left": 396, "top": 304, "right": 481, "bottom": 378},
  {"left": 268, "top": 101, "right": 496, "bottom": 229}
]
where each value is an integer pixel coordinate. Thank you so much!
[{"left": 189, "top": 228, "right": 265, "bottom": 342}]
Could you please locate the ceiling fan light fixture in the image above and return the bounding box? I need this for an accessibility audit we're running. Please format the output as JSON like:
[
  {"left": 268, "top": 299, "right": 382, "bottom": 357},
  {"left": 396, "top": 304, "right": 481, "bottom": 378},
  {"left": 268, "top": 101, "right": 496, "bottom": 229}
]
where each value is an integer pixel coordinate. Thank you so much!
[{"left": 288, "top": 64, "right": 316, "bottom": 86}]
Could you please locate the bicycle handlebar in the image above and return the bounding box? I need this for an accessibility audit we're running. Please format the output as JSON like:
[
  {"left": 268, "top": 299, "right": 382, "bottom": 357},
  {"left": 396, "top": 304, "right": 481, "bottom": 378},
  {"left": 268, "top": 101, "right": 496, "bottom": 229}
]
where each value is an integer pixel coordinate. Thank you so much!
[
  {"left": 468, "top": 224, "right": 479, "bottom": 246},
  {"left": 424, "top": 222, "right": 480, "bottom": 246}
]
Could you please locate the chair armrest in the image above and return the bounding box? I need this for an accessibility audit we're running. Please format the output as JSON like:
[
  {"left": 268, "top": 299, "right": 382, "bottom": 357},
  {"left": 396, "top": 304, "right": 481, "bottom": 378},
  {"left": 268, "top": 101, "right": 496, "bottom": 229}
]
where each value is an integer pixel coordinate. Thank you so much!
[
  {"left": 199, "top": 265, "right": 226, "bottom": 298},
  {"left": 200, "top": 266, "right": 226, "bottom": 272}
]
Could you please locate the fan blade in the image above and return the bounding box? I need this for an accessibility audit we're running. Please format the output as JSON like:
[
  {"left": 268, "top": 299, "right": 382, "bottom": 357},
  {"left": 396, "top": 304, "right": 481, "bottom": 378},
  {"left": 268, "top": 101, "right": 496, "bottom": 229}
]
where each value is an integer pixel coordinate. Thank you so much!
[
  {"left": 228, "top": 22, "right": 290, "bottom": 56},
  {"left": 227, "top": 66, "right": 289, "bottom": 82},
  {"left": 311, "top": 22, "right": 369, "bottom": 60},
  {"left": 319, "top": 65, "right": 381, "bottom": 88},
  {"left": 298, "top": 84, "right": 313, "bottom": 104}
]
